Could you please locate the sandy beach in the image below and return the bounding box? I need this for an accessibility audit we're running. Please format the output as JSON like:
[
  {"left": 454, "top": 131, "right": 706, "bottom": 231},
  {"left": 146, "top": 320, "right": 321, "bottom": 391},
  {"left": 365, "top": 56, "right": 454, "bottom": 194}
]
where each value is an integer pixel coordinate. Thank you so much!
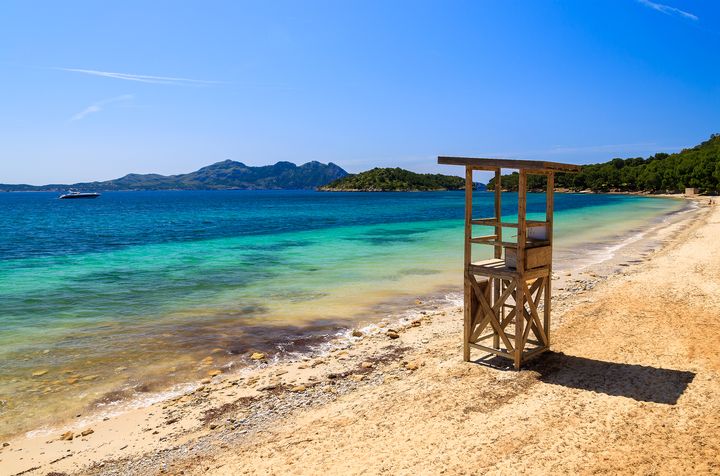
[{"left": 2, "top": 196, "right": 719, "bottom": 476}]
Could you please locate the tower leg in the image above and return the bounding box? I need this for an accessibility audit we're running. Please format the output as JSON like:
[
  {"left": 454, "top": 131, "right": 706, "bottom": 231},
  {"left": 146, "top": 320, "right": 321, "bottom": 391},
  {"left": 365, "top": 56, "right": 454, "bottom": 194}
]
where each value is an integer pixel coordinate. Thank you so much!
[
  {"left": 514, "top": 284, "right": 524, "bottom": 370},
  {"left": 463, "top": 274, "right": 471, "bottom": 362},
  {"left": 493, "top": 278, "right": 500, "bottom": 349}
]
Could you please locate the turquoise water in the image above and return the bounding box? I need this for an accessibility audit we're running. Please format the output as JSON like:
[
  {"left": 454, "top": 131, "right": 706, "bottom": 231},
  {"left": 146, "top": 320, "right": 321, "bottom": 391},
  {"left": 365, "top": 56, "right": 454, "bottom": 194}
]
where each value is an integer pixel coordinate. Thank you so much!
[{"left": 0, "top": 190, "right": 685, "bottom": 436}]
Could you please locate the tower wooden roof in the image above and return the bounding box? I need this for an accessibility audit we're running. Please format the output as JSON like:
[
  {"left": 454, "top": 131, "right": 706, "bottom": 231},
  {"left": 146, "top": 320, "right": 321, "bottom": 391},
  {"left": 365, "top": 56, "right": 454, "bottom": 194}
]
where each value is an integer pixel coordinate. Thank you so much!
[{"left": 437, "top": 157, "right": 581, "bottom": 173}]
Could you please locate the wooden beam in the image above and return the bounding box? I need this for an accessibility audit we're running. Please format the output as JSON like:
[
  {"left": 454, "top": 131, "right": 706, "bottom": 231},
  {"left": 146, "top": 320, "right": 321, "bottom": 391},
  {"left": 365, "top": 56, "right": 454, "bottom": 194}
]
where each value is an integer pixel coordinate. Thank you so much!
[
  {"left": 493, "top": 277, "right": 502, "bottom": 349},
  {"left": 492, "top": 279, "right": 516, "bottom": 315},
  {"left": 517, "top": 170, "right": 527, "bottom": 272},
  {"left": 470, "top": 239, "right": 551, "bottom": 249},
  {"left": 545, "top": 172, "right": 554, "bottom": 348},
  {"left": 437, "top": 156, "right": 581, "bottom": 173},
  {"left": 465, "top": 167, "right": 473, "bottom": 269},
  {"left": 494, "top": 169, "right": 502, "bottom": 259},
  {"left": 514, "top": 170, "right": 527, "bottom": 370},
  {"left": 469, "top": 235, "right": 498, "bottom": 243},
  {"left": 470, "top": 277, "right": 514, "bottom": 352},
  {"left": 522, "top": 279, "right": 548, "bottom": 347},
  {"left": 468, "top": 275, "right": 491, "bottom": 342},
  {"left": 522, "top": 345, "right": 549, "bottom": 361},
  {"left": 471, "top": 219, "right": 547, "bottom": 228},
  {"left": 469, "top": 342, "right": 513, "bottom": 358},
  {"left": 463, "top": 167, "right": 473, "bottom": 362}
]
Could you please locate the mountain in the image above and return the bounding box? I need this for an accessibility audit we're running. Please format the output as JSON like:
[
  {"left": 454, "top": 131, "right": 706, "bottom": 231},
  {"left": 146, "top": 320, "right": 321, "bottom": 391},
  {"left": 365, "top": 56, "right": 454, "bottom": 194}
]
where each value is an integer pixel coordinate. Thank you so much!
[
  {"left": 0, "top": 160, "right": 349, "bottom": 192},
  {"left": 319, "top": 167, "right": 473, "bottom": 191},
  {"left": 488, "top": 134, "right": 720, "bottom": 193}
]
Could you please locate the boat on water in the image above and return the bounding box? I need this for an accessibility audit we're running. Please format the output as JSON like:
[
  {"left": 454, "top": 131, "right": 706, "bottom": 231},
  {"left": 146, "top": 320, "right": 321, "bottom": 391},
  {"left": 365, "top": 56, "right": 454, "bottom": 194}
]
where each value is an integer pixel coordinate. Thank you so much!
[{"left": 59, "top": 190, "right": 101, "bottom": 199}]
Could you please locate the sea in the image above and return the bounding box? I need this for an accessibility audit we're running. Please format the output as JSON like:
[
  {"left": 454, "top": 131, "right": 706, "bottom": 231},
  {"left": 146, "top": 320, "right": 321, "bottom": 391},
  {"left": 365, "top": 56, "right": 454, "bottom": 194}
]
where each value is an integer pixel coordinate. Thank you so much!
[{"left": 0, "top": 190, "right": 689, "bottom": 438}]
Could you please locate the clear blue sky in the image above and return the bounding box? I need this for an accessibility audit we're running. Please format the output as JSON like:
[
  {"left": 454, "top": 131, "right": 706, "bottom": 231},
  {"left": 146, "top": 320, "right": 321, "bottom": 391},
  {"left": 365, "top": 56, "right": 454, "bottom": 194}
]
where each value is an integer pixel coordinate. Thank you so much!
[{"left": 2, "top": 0, "right": 718, "bottom": 184}]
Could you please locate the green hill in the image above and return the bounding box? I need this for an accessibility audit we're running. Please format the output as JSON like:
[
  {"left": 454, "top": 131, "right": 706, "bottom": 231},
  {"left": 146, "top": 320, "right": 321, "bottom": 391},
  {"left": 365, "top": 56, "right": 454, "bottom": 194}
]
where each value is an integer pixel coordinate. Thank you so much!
[
  {"left": 488, "top": 134, "right": 720, "bottom": 193},
  {"left": 0, "top": 160, "right": 348, "bottom": 192},
  {"left": 319, "top": 167, "right": 468, "bottom": 191}
]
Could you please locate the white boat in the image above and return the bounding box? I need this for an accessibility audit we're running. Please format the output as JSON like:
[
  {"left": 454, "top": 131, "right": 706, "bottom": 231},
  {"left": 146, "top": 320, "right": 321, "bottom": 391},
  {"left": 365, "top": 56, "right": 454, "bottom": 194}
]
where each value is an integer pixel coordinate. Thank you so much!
[{"left": 59, "top": 190, "right": 101, "bottom": 199}]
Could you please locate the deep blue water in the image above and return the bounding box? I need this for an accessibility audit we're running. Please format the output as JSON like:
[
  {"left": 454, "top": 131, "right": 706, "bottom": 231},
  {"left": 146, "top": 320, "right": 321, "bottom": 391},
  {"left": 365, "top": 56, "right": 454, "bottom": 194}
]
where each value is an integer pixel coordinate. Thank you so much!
[{"left": 0, "top": 190, "right": 678, "bottom": 261}]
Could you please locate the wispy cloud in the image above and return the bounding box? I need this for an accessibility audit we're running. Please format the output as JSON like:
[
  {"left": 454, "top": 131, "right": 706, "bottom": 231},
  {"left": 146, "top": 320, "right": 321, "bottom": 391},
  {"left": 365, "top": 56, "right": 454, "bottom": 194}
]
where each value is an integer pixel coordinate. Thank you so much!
[
  {"left": 637, "top": 0, "right": 698, "bottom": 21},
  {"left": 70, "top": 94, "right": 134, "bottom": 121},
  {"left": 58, "top": 68, "right": 222, "bottom": 85}
]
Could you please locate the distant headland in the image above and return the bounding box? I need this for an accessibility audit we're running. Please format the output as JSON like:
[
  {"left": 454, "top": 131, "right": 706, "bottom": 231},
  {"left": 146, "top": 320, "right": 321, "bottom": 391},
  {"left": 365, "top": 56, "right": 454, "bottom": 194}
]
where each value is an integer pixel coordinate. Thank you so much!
[
  {"left": 319, "top": 167, "right": 484, "bottom": 192},
  {"left": 0, "top": 162, "right": 479, "bottom": 193},
  {"left": 0, "top": 160, "right": 349, "bottom": 192}
]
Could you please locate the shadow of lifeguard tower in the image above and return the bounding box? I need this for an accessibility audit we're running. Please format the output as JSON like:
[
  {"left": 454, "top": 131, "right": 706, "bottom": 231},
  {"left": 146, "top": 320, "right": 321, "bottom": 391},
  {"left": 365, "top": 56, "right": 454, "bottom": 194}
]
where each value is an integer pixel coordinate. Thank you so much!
[{"left": 438, "top": 157, "right": 580, "bottom": 369}]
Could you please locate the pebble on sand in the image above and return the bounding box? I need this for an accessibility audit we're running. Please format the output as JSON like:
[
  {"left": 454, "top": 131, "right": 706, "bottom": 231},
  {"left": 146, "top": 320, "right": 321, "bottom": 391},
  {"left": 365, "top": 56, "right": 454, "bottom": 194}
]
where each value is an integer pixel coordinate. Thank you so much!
[
  {"left": 360, "top": 361, "right": 373, "bottom": 369},
  {"left": 405, "top": 361, "right": 421, "bottom": 371},
  {"left": 60, "top": 431, "right": 74, "bottom": 441},
  {"left": 291, "top": 385, "right": 306, "bottom": 392},
  {"left": 207, "top": 369, "right": 222, "bottom": 377},
  {"left": 386, "top": 331, "right": 400, "bottom": 339},
  {"left": 351, "top": 329, "right": 364, "bottom": 337},
  {"left": 250, "top": 352, "right": 266, "bottom": 360},
  {"left": 80, "top": 429, "right": 94, "bottom": 437},
  {"left": 32, "top": 370, "right": 49, "bottom": 377}
]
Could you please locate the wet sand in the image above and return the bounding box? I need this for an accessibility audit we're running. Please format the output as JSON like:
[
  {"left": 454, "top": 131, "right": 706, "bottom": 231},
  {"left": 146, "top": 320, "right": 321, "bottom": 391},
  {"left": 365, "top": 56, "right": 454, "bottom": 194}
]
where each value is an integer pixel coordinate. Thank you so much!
[{"left": 2, "top": 197, "right": 718, "bottom": 476}]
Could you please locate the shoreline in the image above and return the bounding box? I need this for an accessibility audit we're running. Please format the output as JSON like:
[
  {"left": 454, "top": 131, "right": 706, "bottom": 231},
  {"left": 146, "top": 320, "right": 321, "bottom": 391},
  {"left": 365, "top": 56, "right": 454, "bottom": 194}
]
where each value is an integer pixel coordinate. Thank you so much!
[
  {"left": 0, "top": 196, "right": 689, "bottom": 441},
  {"left": 1, "top": 196, "right": 713, "bottom": 475},
  {"left": 0, "top": 194, "right": 687, "bottom": 441}
]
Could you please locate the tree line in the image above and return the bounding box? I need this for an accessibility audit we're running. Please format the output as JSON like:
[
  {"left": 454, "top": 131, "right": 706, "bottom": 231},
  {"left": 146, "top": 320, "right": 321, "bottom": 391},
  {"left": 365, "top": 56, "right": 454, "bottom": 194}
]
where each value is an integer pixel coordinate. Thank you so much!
[
  {"left": 321, "top": 167, "right": 466, "bottom": 191},
  {"left": 488, "top": 134, "right": 720, "bottom": 193}
]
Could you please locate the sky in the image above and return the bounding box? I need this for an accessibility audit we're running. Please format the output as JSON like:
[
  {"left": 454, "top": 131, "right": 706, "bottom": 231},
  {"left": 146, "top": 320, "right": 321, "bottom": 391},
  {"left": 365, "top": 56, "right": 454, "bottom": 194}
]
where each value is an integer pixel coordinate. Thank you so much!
[{"left": 1, "top": 0, "right": 719, "bottom": 185}]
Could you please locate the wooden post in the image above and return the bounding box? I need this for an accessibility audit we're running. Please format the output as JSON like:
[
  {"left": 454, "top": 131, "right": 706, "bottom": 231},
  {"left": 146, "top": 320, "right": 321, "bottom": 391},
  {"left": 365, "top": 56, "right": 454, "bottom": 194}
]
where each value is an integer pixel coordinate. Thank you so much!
[
  {"left": 463, "top": 167, "right": 473, "bottom": 361},
  {"left": 493, "top": 168, "right": 502, "bottom": 349},
  {"left": 514, "top": 170, "right": 527, "bottom": 369},
  {"left": 494, "top": 168, "right": 502, "bottom": 259},
  {"left": 544, "top": 172, "right": 554, "bottom": 348},
  {"left": 493, "top": 277, "right": 500, "bottom": 349}
]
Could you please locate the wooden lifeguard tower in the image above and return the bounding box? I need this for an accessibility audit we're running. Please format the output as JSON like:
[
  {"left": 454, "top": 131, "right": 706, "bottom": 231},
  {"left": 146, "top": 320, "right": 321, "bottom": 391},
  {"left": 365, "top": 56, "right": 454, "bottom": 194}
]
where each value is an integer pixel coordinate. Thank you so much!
[{"left": 438, "top": 157, "right": 580, "bottom": 369}]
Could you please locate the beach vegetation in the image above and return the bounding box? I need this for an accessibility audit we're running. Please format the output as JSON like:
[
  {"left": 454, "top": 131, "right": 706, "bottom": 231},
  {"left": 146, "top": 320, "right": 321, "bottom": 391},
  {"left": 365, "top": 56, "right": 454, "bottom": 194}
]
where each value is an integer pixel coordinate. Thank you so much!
[
  {"left": 488, "top": 134, "right": 720, "bottom": 193},
  {"left": 320, "top": 167, "right": 468, "bottom": 191}
]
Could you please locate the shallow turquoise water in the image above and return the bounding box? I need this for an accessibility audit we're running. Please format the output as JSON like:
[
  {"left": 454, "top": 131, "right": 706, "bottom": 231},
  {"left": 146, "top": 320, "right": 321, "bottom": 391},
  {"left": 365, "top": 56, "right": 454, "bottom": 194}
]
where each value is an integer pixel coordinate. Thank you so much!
[{"left": 0, "top": 190, "right": 686, "bottom": 436}]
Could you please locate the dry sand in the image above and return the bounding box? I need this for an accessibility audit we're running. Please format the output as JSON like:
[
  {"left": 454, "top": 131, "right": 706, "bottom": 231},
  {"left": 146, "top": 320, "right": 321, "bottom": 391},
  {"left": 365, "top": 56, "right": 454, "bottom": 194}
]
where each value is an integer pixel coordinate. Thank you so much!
[{"left": 2, "top": 198, "right": 719, "bottom": 476}]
